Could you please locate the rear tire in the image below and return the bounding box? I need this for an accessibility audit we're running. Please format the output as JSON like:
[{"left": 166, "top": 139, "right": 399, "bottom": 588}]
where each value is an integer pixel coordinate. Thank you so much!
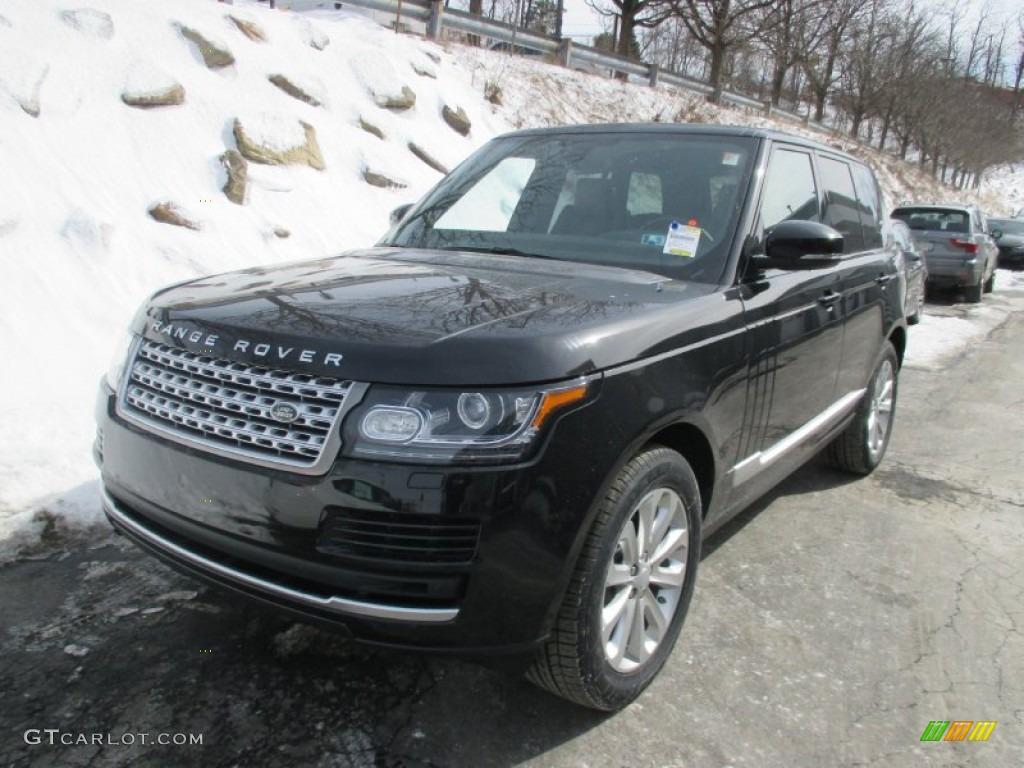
[
  {"left": 983, "top": 272, "right": 995, "bottom": 293},
  {"left": 907, "top": 291, "right": 924, "bottom": 325},
  {"left": 526, "top": 446, "right": 701, "bottom": 711},
  {"left": 827, "top": 344, "right": 899, "bottom": 475},
  {"left": 964, "top": 279, "right": 983, "bottom": 303}
]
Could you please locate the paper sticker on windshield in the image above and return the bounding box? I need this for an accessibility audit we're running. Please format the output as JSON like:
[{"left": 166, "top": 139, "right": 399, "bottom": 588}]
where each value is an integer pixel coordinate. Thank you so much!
[
  {"left": 663, "top": 221, "right": 701, "bottom": 258},
  {"left": 722, "top": 151, "right": 740, "bottom": 166},
  {"left": 641, "top": 233, "right": 666, "bottom": 246}
]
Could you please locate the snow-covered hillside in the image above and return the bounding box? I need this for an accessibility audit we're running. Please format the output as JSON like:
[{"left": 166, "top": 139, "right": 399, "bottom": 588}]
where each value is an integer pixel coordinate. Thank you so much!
[{"left": 0, "top": 0, "right": 1019, "bottom": 557}]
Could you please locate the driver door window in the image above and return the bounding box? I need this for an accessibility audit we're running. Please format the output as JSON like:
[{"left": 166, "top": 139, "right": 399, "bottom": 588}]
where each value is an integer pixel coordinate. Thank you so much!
[{"left": 755, "top": 149, "right": 819, "bottom": 253}]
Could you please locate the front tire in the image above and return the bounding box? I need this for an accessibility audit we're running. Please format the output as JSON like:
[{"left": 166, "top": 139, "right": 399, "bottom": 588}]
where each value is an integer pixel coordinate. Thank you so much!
[
  {"left": 827, "top": 344, "right": 899, "bottom": 475},
  {"left": 526, "top": 446, "right": 702, "bottom": 711}
]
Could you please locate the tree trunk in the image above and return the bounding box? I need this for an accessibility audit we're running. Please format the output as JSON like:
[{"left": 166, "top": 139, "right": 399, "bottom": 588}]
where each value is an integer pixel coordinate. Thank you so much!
[
  {"left": 850, "top": 112, "right": 863, "bottom": 139},
  {"left": 708, "top": 42, "right": 728, "bottom": 103},
  {"left": 770, "top": 60, "right": 787, "bottom": 107}
]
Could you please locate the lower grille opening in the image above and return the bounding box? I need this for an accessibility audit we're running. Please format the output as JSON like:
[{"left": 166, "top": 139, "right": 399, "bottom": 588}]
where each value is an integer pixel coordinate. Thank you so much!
[
  {"left": 111, "top": 495, "right": 466, "bottom": 608},
  {"left": 317, "top": 508, "right": 481, "bottom": 566}
]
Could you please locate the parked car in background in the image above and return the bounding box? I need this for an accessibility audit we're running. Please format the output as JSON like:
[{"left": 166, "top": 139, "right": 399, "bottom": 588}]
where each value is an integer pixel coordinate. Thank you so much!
[
  {"left": 988, "top": 217, "right": 1024, "bottom": 269},
  {"left": 890, "top": 204, "right": 998, "bottom": 303},
  {"left": 890, "top": 219, "right": 927, "bottom": 324}
]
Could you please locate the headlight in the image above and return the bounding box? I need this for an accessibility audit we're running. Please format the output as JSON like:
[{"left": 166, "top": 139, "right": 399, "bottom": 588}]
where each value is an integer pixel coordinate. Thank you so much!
[
  {"left": 345, "top": 378, "right": 594, "bottom": 463},
  {"left": 105, "top": 332, "right": 136, "bottom": 391}
]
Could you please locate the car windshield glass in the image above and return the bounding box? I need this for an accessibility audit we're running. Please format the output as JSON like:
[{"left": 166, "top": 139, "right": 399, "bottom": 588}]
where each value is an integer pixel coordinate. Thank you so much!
[
  {"left": 989, "top": 219, "right": 1024, "bottom": 235},
  {"left": 891, "top": 208, "right": 970, "bottom": 232},
  {"left": 380, "top": 132, "right": 758, "bottom": 283}
]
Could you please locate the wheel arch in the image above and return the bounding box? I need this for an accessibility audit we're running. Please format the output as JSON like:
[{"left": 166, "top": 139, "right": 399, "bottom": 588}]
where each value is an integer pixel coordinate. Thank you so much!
[{"left": 642, "top": 422, "right": 716, "bottom": 519}]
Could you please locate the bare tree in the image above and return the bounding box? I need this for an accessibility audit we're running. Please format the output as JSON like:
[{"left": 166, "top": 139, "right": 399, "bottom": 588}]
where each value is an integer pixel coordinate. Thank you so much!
[
  {"left": 800, "top": 0, "right": 861, "bottom": 121},
  {"left": 671, "top": 0, "right": 781, "bottom": 102},
  {"left": 586, "top": 0, "right": 674, "bottom": 59}
]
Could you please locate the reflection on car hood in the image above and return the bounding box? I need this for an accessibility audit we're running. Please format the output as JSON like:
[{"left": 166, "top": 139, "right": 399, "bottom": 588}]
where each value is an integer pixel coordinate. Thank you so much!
[{"left": 136, "top": 247, "right": 720, "bottom": 386}]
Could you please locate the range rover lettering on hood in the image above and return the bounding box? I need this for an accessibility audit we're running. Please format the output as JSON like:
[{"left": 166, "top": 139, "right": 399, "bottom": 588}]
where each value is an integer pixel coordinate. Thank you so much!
[{"left": 149, "top": 320, "right": 343, "bottom": 366}]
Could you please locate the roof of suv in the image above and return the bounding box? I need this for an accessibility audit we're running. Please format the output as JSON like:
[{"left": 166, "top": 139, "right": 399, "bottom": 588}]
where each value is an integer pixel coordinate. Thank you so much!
[{"left": 500, "top": 122, "right": 847, "bottom": 156}]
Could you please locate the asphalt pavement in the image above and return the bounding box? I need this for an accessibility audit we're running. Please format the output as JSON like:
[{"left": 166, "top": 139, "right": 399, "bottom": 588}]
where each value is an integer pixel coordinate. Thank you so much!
[{"left": 2, "top": 297, "right": 1022, "bottom": 767}]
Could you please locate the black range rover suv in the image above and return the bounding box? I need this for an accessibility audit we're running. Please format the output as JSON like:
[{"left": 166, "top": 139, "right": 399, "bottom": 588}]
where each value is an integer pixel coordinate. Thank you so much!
[{"left": 96, "top": 124, "right": 906, "bottom": 710}]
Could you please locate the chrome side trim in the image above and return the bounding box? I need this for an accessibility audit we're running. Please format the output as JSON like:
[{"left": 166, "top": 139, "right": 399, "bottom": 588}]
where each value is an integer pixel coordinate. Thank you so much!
[
  {"left": 730, "top": 389, "right": 865, "bottom": 486},
  {"left": 101, "top": 488, "right": 459, "bottom": 624}
]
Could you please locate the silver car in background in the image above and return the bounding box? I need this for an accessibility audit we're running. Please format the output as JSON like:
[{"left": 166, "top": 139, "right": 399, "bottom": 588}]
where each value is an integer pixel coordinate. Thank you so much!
[{"left": 890, "top": 204, "right": 997, "bottom": 303}]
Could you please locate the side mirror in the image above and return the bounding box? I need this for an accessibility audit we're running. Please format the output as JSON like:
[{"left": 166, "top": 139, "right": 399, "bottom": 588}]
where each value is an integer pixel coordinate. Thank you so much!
[
  {"left": 762, "top": 220, "right": 844, "bottom": 269},
  {"left": 904, "top": 250, "right": 921, "bottom": 262},
  {"left": 390, "top": 203, "right": 414, "bottom": 228},
  {"left": 990, "top": 229, "right": 1002, "bottom": 239}
]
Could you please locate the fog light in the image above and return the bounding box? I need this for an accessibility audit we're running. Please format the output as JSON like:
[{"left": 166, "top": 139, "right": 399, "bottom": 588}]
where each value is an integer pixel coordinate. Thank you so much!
[{"left": 360, "top": 407, "right": 423, "bottom": 442}]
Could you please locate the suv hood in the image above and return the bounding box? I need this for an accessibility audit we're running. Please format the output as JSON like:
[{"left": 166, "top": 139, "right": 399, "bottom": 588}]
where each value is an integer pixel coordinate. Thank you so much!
[{"left": 135, "top": 248, "right": 718, "bottom": 386}]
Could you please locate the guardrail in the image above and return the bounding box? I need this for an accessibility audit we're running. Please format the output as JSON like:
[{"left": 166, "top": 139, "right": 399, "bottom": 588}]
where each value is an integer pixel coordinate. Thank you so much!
[{"left": 295, "top": 0, "right": 845, "bottom": 140}]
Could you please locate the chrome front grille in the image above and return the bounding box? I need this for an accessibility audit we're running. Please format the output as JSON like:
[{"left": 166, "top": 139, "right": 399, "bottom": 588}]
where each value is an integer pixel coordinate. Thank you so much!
[{"left": 119, "top": 341, "right": 353, "bottom": 471}]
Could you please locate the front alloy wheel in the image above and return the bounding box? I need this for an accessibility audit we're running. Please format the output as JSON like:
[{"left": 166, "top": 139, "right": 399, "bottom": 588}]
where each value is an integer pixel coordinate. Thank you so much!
[
  {"left": 527, "top": 446, "right": 701, "bottom": 711},
  {"left": 603, "top": 488, "right": 689, "bottom": 673}
]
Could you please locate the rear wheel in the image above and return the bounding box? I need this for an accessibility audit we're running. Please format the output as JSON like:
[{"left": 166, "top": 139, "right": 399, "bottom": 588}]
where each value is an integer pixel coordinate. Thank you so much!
[
  {"left": 964, "top": 279, "right": 983, "bottom": 303},
  {"left": 827, "top": 344, "right": 899, "bottom": 475},
  {"left": 983, "top": 271, "right": 995, "bottom": 293},
  {"left": 526, "top": 446, "right": 701, "bottom": 711}
]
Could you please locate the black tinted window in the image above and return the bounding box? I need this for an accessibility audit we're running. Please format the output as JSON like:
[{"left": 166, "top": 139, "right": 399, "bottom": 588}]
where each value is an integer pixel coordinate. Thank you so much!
[
  {"left": 755, "top": 149, "right": 818, "bottom": 251},
  {"left": 818, "top": 156, "right": 864, "bottom": 252},
  {"left": 892, "top": 208, "right": 970, "bottom": 232},
  {"left": 851, "top": 163, "right": 883, "bottom": 249}
]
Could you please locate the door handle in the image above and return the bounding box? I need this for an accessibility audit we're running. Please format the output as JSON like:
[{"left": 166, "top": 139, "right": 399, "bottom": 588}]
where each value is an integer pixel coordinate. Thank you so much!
[
  {"left": 875, "top": 274, "right": 896, "bottom": 285},
  {"left": 818, "top": 291, "right": 841, "bottom": 308}
]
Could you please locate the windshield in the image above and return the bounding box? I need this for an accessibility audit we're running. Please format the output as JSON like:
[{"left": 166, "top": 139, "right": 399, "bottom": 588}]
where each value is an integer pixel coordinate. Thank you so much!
[
  {"left": 381, "top": 132, "right": 758, "bottom": 283},
  {"left": 989, "top": 218, "right": 1024, "bottom": 235}
]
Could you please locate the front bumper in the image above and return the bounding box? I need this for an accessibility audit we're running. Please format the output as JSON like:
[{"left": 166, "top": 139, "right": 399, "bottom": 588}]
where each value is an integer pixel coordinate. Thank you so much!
[{"left": 94, "top": 381, "right": 611, "bottom": 657}]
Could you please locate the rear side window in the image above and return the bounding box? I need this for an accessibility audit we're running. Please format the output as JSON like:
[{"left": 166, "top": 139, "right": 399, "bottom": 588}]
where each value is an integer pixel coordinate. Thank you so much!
[
  {"left": 818, "top": 156, "right": 864, "bottom": 252},
  {"left": 851, "top": 163, "right": 884, "bottom": 249}
]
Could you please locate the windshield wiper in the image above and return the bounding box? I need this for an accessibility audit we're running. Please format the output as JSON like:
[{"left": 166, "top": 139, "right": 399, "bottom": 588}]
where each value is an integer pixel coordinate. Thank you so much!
[{"left": 437, "top": 245, "right": 556, "bottom": 260}]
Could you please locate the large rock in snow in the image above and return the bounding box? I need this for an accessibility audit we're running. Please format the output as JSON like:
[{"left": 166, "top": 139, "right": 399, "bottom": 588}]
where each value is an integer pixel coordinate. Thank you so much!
[
  {"left": 228, "top": 15, "right": 266, "bottom": 43},
  {"left": 350, "top": 52, "right": 416, "bottom": 110},
  {"left": 121, "top": 63, "right": 185, "bottom": 108},
  {"left": 363, "top": 170, "right": 406, "bottom": 189},
  {"left": 233, "top": 116, "right": 325, "bottom": 171},
  {"left": 148, "top": 202, "right": 199, "bottom": 230},
  {"left": 442, "top": 105, "right": 471, "bottom": 136},
  {"left": 377, "top": 86, "right": 416, "bottom": 111},
  {"left": 220, "top": 149, "right": 248, "bottom": 205},
  {"left": 178, "top": 25, "right": 235, "bottom": 69},
  {"left": 268, "top": 74, "right": 322, "bottom": 107},
  {"left": 408, "top": 143, "right": 448, "bottom": 174}
]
